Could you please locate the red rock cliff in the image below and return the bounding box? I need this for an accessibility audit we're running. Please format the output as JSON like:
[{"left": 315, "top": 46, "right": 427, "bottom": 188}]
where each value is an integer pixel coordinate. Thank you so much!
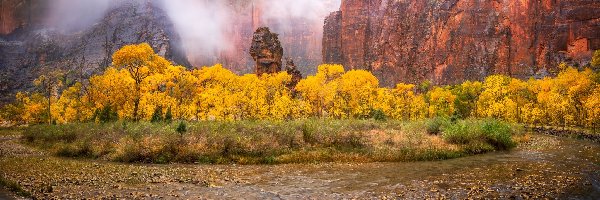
[
  {"left": 323, "top": 0, "right": 600, "bottom": 86},
  {"left": 0, "top": 0, "right": 47, "bottom": 35}
]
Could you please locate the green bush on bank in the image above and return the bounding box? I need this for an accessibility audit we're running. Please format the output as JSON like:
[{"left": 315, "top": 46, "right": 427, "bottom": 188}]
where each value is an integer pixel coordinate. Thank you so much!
[
  {"left": 442, "top": 118, "right": 517, "bottom": 154},
  {"left": 425, "top": 117, "right": 450, "bottom": 135}
]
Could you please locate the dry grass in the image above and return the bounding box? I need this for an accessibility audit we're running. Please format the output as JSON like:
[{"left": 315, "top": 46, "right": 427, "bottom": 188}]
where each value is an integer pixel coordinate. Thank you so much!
[{"left": 20, "top": 119, "right": 521, "bottom": 164}]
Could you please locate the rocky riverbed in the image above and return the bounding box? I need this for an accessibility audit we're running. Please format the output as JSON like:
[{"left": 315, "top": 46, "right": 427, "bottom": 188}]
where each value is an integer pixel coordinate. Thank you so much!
[{"left": 1, "top": 130, "right": 599, "bottom": 199}]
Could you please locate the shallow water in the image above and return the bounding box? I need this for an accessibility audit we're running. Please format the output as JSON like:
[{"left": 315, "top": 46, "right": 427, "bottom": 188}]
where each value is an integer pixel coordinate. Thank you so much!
[
  {"left": 197, "top": 134, "right": 600, "bottom": 199},
  {"left": 0, "top": 188, "right": 16, "bottom": 200},
  {"left": 1, "top": 133, "right": 599, "bottom": 199}
]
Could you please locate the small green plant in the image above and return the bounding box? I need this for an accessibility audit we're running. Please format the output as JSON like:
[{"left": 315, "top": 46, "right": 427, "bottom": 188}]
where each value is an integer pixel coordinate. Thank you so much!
[
  {"left": 301, "top": 122, "right": 316, "bottom": 144},
  {"left": 263, "top": 156, "right": 276, "bottom": 164},
  {"left": 480, "top": 119, "right": 516, "bottom": 150},
  {"left": 95, "top": 104, "right": 118, "bottom": 123},
  {"left": 370, "top": 109, "right": 387, "bottom": 121},
  {"left": 426, "top": 117, "right": 449, "bottom": 135},
  {"left": 151, "top": 106, "right": 163, "bottom": 123},
  {"left": 450, "top": 112, "right": 461, "bottom": 123},
  {"left": 442, "top": 120, "right": 477, "bottom": 144},
  {"left": 592, "top": 50, "right": 600, "bottom": 67},
  {"left": 165, "top": 106, "right": 173, "bottom": 123},
  {"left": 176, "top": 121, "right": 187, "bottom": 135},
  {"left": 121, "top": 120, "right": 128, "bottom": 132}
]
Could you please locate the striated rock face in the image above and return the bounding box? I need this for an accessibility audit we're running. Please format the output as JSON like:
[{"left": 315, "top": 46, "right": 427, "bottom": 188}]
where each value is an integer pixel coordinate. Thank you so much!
[
  {"left": 250, "top": 27, "right": 283, "bottom": 75},
  {"left": 323, "top": 0, "right": 600, "bottom": 86},
  {"left": 0, "top": 0, "right": 189, "bottom": 103},
  {"left": 323, "top": 11, "right": 343, "bottom": 65},
  {"left": 0, "top": 0, "right": 44, "bottom": 35},
  {"left": 284, "top": 58, "right": 303, "bottom": 91}
]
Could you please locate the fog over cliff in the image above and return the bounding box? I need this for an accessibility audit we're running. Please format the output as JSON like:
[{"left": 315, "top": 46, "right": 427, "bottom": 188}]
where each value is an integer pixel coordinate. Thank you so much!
[
  {"left": 45, "top": 0, "right": 341, "bottom": 68},
  {"left": 46, "top": 0, "right": 112, "bottom": 32},
  {"left": 162, "top": 0, "right": 341, "bottom": 68}
]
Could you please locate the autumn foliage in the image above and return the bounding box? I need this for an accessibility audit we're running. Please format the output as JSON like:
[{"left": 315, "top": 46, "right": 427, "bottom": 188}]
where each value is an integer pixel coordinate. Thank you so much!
[{"left": 3, "top": 44, "right": 600, "bottom": 129}]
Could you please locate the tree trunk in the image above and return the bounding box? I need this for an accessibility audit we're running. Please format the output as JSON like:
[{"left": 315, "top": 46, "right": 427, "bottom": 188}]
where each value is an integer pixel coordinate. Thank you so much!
[
  {"left": 133, "top": 83, "right": 141, "bottom": 121},
  {"left": 48, "top": 91, "right": 51, "bottom": 124},
  {"left": 133, "top": 98, "right": 140, "bottom": 121},
  {"left": 47, "top": 86, "right": 52, "bottom": 125}
]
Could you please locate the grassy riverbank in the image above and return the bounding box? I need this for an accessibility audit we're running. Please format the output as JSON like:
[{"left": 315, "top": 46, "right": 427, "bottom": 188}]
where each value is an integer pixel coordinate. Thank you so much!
[{"left": 21, "top": 118, "right": 524, "bottom": 164}]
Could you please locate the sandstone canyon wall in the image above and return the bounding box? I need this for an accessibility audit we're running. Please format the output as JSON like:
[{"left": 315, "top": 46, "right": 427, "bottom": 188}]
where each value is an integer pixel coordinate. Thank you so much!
[
  {"left": 0, "top": 0, "right": 46, "bottom": 35},
  {"left": 0, "top": 0, "right": 189, "bottom": 103},
  {"left": 323, "top": 0, "right": 600, "bottom": 86},
  {"left": 0, "top": 0, "right": 340, "bottom": 104}
]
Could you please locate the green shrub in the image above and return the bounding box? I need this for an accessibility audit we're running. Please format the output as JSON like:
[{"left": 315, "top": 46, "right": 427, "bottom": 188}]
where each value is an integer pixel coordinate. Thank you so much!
[
  {"left": 442, "top": 119, "right": 516, "bottom": 153},
  {"left": 300, "top": 120, "right": 317, "bottom": 144},
  {"left": 462, "top": 141, "right": 495, "bottom": 154},
  {"left": 151, "top": 106, "right": 163, "bottom": 123},
  {"left": 95, "top": 105, "right": 118, "bottom": 123},
  {"left": 333, "top": 132, "right": 366, "bottom": 149},
  {"left": 442, "top": 120, "right": 478, "bottom": 144},
  {"left": 23, "top": 124, "right": 78, "bottom": 144},
  {"left": 53, "top": 141, "right": 93, "bottom": 158},
  {"left": 111, "top": 138, "right": 144, "bottom": 163},
  {"left": 176, "top": 121, "right": 187, "bottom": 135},
  {"left": 480, "top": 119, "right": 516, "bottom": 150},
  {"left": 370, "top": 109, "right": 387, "bottom": 121},
  {"left": 165, "top": 106, "right": 173, "bottom": 123},
  {"left": 426, "top": 117, "right": 449, "bottom": 135}
]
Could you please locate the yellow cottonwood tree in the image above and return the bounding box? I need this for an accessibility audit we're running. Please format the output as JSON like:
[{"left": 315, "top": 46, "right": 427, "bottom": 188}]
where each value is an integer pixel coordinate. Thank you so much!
[
  {"left": 53, "top": 82, "right": 93, "bottom": 123},
  {"left": 477, "top": 75, "right": 519, "bottom": 121},
  {"left": 33, "top": 73, "right": 63, "bottom": 124},
  {"left": 295, "top": 64, "right": 343, "bottom": 117},
  {"left": 193, "top": 64, "right": 238, "bottom": 120},
  {"left": 427, "top": 87, "right": 456, "bottom": 117},
  {"left": 9, "top": 43, "right": 600, "bottom": 126},
  {"left": 112, "top": 43, "right": 170, "bottom": 120},
  {"left": 387, "top": 84, "right": 426, "bottom": 120},
  {"left": 15, "top": 92, "right": 46, "bottom": 124},
  {"left": 331, "top": 70, "right": 379, "bottom": 119},
  {"left": 451, "top": 81, "right": 483, "bottom": 118},
  {"left": 261, "top": 72, "right": 294, "bottom": 120},
  {"left": 167, "top": 66, "right": 199, "bottom": 120},
  {"left": 554, "top": 67, "right": 595, "bottom": 126},
  {"left": 584, "top": 88, "right": 600, "bottom": 129},
  {"left": 371, "top": 88, "right": 394, "bottom": 118},
  {"left": 317, "top": 64, "right": 345, "bottom": 81},
  {"left": 87, "top": 67, "right": 136, "bottom": 120}
]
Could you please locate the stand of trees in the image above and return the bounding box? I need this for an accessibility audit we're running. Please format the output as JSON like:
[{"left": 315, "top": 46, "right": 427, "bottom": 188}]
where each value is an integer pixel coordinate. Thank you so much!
[{"left": 2, "top": 44, "right": 600, "bottom": 129}]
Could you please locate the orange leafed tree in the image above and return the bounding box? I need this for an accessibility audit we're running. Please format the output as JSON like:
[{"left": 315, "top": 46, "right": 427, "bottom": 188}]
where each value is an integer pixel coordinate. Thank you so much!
[
  {"left": 4, "top": 43, "right": 599, "bottom": 129},
  {"left": 112, "top": 43, "right": 170, "bottom": 121}
]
